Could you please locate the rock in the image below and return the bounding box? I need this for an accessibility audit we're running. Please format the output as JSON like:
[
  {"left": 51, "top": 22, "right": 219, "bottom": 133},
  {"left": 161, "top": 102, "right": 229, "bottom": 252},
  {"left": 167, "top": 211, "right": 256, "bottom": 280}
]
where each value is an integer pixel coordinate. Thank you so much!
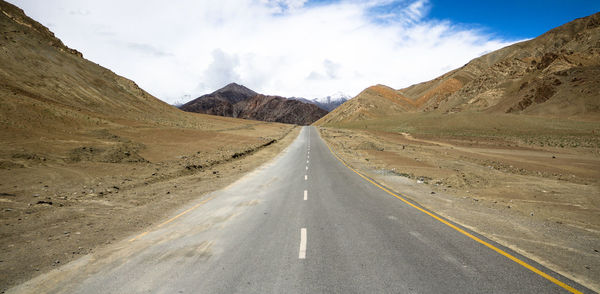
[{"left": 36, "top": 200, "right": 52, "bottom": 205}]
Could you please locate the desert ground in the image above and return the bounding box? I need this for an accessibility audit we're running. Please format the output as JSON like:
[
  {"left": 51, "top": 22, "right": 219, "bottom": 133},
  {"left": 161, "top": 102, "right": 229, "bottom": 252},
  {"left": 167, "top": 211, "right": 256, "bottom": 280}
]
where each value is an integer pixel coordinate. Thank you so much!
[
  {"left": 0, "top": 115, "right": 299, "bottom": 292},
  {"left": 318, "top": 112, "right": 600, "bottom": 291}
]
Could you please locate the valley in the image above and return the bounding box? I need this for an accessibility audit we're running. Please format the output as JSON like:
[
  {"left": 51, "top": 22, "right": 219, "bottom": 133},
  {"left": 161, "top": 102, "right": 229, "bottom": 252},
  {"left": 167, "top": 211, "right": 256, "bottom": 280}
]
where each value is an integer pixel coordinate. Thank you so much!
[{"left": 1, "top": 0, "right": 598, "bottom": 292}]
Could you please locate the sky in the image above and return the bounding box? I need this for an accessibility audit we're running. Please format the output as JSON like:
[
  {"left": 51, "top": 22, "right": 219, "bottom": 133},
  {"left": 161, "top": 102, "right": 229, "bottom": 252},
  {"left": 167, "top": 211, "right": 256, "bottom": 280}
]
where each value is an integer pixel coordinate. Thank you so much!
[{"left": 8, "top": 0, "right": 600, "bottom": 104}]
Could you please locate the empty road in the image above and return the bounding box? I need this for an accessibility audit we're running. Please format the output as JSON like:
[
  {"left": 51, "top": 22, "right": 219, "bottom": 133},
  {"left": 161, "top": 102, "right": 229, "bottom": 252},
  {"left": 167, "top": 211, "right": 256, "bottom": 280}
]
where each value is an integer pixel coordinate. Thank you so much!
[{"left": 9, "top": 126, "right": 591, "bottom": 293}]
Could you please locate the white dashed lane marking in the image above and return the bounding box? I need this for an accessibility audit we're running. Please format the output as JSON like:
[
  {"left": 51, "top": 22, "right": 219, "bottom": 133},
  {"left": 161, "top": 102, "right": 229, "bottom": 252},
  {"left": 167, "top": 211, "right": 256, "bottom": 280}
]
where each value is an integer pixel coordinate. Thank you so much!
[{"left": 299, "top": 228, "right": 307, "bottom": 259}]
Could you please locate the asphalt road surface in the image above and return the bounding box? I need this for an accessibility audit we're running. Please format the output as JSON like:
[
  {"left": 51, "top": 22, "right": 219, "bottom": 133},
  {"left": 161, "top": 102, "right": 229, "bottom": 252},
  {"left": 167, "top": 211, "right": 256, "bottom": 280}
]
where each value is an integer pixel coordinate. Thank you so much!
[{"left": 9, "top": 126, "right": 591, "bottom": 293}]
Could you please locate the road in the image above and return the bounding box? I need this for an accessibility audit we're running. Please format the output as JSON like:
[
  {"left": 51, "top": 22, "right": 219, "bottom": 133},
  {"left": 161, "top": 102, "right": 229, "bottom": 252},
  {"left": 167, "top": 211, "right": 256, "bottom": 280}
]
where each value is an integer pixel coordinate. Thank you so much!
[{"left": 9, "top": 126, "right": 591, "bottom": 293}]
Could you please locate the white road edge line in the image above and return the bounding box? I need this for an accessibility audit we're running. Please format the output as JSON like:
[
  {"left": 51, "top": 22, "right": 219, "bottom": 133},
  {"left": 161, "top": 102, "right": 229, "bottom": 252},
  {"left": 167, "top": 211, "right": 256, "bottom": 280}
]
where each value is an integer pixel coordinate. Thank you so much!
[
  {"left": 299, "top": 228, "right": 307, "bottom": 259},
  {"left": 304, "top": 190, "right": 307, "bottom": 200}
]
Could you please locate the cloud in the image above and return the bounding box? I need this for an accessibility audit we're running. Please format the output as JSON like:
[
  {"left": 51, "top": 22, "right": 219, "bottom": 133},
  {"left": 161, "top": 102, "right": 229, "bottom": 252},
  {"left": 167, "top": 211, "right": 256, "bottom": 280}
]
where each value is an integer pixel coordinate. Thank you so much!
[
  {"left": 68, "top": 9, "right": 90, "bottom": 16},
  {"left": 263, "top": 0, "right": 309, "bottom": 13},
  {"left": 307, "top": 59, "right": 341, "bottom": 80},
  {"left": 125, "top": 42, "right": 172, "bottom": 57},
  {"left": 405, "top": 0, "right": 429, "bottom": 22},
  {"left": 9, "top": 0, "right": 518, "bottom": 103},
  {"left": 323, "top": 59, "right": 341, "bottom": 79},
  {"left": 196, "top": 49, "right": 241, "bottom": 92}
]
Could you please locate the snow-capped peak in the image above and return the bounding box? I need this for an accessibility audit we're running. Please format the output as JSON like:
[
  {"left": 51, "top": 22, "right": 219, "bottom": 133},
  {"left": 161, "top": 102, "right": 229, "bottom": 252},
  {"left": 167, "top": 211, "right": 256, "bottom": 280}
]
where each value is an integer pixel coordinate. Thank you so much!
[{"left": 313, "top": 92, "right": 351, "bottom": 103}]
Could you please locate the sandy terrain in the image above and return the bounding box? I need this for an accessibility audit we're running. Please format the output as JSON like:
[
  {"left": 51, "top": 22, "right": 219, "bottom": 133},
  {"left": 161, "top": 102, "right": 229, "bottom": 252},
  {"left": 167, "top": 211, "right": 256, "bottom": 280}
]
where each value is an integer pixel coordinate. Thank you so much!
[
  {"left": 318, "top": 126, "right": 600, "bottom": 291},
  {"left": 0, "top": 122, "right": 299, "bottom": 292}
]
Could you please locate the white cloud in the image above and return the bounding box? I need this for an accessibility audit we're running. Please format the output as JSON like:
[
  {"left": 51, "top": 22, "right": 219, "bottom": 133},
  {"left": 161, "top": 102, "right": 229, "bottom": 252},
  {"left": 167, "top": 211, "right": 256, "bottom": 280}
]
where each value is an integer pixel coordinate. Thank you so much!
[
  {"left": 196, "top": 49, "right": 241, "bottom": 92},
  {"left": 8, "top": 0, "right": 518, "bottom": 103},
  {"left": 405, "top": 0, "right": 428, "bottom": 22},
  {"left": 262, "top": 0, "right": 308, "bottom": 13}
]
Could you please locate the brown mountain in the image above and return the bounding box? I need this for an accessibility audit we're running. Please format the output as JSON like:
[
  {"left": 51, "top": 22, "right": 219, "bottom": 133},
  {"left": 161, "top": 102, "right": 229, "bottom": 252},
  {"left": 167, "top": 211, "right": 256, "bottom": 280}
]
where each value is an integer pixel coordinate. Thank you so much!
[
  {"left": 179, "top": 83, "right": 258, "bottom": 117},
  {"left": 0, "top": 0, "right": 296, "bottom": 171},
  {"left": 237, "top": 94, "right": 328, "bottom": 125},
  {"left": 316, "top": 12, "right": 600, "bottom": 125},
  {"left": 180, "top": 84, "right": 328, "bottom": 125},
  {"left": 0, "top": 0, "right": 205, "bottom": 136}
]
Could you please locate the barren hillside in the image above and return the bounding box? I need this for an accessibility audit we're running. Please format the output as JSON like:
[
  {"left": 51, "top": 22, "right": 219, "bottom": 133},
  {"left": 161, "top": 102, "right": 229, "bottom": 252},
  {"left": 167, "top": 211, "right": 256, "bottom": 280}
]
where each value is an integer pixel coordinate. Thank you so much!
[{"left": 316, "top": 12, "right": 600, "bottom": 126}]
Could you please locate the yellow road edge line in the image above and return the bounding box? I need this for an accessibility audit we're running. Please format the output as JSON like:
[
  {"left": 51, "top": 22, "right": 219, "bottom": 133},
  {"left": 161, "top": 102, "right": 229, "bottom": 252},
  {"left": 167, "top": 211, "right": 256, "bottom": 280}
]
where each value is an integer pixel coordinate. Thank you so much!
[
  {"left": 129, "top": 195, "right": 215, "bottom": 242},
  {"left": 322, "top": 137, "right": 582, "bottom": 294}
]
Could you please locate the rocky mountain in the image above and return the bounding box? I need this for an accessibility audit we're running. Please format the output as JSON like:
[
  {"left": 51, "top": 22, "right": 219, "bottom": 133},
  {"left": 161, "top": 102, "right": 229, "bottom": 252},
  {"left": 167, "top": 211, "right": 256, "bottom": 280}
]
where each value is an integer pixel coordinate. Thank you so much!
[
  {"left": 180, "top": 84, "right": 328, "bottom": 125},
  {"left": 317, "top": 95, "right": 349, "bottom": 112},
  {"left": 295, "top": 93, "right": 350, "bottom": 112},
  {"left": 0, "top": 0, "right": 209, "bottom": 135},
  {"left": 316, "top": 12, "right": 600, "bottom": 125},
  {"left": 0, "top": 0, "right": 285, "bottom": 164},
  {"left": 237, "top": 95, "right": 327, "bottom": 125},
  {"left": 179, "top": 83, "right": 257, "bottom": 117}
]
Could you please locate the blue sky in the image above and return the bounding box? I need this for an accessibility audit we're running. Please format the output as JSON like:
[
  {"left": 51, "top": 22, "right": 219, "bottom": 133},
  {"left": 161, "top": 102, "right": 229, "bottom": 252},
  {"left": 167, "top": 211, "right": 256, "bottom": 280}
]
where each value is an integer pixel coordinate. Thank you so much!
[
  {"left": 426, "top": 0, "right": 599, "bottom": 39},
  {"left": 10, "top": 0, "right": 598, "bottom": 103}
]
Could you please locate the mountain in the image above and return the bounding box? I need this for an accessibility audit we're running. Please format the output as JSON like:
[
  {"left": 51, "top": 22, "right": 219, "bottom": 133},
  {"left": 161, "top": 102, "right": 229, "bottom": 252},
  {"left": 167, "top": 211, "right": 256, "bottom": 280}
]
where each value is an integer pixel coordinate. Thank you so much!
[
  {"left": 312, "top": 92, "right": 350, "bottom": 111},
  {"left": 179, "top": 83, "right": 257, "bottom": 117},
  {"left": 180, "top": 84, "right": 328, "bottom": 125},
  {"left": 0, "top": 0, "right": 215, "bottom": 135},
  {"left": 0, "top": 0, "right": 288, "bottom": 163},
  {"left": 237, "top": 95, "right": 327, "bottom": 125},
  {"left": 316, "top": 12, "right": 600, "bottom": 125},
  {"left": 290, "top": 93, "right": 349, "bottom": 111}
]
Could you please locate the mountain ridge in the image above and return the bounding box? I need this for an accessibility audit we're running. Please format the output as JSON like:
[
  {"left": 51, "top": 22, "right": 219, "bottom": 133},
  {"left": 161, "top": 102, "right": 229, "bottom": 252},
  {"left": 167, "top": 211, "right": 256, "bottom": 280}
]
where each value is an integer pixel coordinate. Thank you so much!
[
  {"left": 316, "top": 12, "right": 600, "bottom": 126},
  {"left": 180, "top": 83, "right": 328, "bottom": 125},
  {"left": 290, "top": 94, "right": 349, "bottom": 112}
]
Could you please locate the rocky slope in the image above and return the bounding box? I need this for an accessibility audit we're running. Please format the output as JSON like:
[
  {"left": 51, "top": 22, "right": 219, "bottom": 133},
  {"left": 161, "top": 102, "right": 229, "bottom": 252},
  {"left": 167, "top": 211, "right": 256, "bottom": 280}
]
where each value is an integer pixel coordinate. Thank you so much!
[
  {"left": 180, "top": 83, "right": 328, "bottom": 125},
  {"left": 316, "top": 12, "right": 600, "bottom": 125},
  {"left": 314, "top": 95, "right": 349, "bottom": 112},
  {"left": 238, "top": 95, "right": 328, "bottom": 125},
  {"left": 291, "top": 94, "right": 349, "bottom": 111},
  {"left": 0, "top": 1, "right": 238, "bottom": 142},
  {"left": 179, "top": 83, "right": 257, "bottom": 117}
]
